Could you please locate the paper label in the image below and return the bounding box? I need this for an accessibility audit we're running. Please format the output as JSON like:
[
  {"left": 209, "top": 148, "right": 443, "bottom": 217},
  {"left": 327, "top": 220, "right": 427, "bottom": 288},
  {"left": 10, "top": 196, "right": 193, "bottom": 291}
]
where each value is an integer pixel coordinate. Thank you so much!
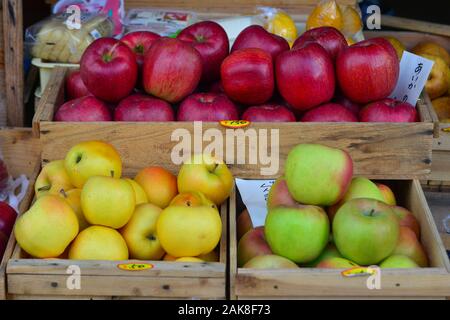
[
  {"left": 235, "top": 178, "right": 274, "bottom": 227},
  {"left": 389, "top": 51, "right": 434, "bottom": 106},
  {"left": 117, "top": 263, "right": 153, "bottom": 271}
]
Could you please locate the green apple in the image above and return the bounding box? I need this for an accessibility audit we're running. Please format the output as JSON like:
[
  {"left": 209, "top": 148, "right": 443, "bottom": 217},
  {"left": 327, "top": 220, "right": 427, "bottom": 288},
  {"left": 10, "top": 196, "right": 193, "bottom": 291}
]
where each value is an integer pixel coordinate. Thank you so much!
[
  {"left": 243, "top": 254, "right": 299, "bottom": 269},
  {"left": 380, "top": 254, "right": 419, "bottom": 268},
  {"left": 265, "top": 205, "right": 329, "bottom": 263},
  {"left": 392, "top": 227, "right": 428, "bottom": 267},
  {"left": 328, "top": 177, "right": 386, "bottom": 223},
  {"left": 303, "top": 242, "right": 342, "bottom": 267},
  {"left": 65, "top": 140, "right": 122, "bottom": 188},
  {"left": 285, "top": 144, "right": 353, "bottom": 206},
  {"left": 333, "top": 198, "right": 399, "bottom": 265},
  {"left": 316, "top": 257, "right": 359, "bottom": 269},
  {"left": 177, "top": 153, "right": 233, "bottom": 205},
  {"left": 81, "top": 176, "right": 135, "bottom": 229}
]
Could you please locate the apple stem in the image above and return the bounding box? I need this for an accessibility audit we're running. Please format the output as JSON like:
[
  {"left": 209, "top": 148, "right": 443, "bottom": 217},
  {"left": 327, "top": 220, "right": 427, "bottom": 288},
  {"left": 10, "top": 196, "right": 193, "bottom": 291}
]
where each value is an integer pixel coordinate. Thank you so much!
[
  {"left": 110, "top": 170, "right": 115, "bottom": 178},
  {"left": 37, "top": 185, "right": 51, "bottom": 192},
  {"left": 60, "top": 189, "right": 67, "bottom": 198},
  {"left": 369, "top": 209, "right": 375, "bottom": 217}
]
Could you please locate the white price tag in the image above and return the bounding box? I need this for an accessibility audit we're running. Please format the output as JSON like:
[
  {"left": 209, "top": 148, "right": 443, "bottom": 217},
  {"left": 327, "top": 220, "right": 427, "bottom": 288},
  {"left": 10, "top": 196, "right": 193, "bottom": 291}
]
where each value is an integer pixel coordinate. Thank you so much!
[
  {"left": 235, "top": 178, "right": 275, "bottom": 227},
  {"left": 389, "top": 51, "right": 434, "bottom": 106}
]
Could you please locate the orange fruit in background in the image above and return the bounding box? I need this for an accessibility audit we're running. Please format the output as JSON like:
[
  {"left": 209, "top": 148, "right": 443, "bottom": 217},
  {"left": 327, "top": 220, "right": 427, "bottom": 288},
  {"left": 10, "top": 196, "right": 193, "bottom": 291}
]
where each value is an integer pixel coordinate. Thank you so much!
[{"left": 306, "top": 0, "right": 343, "bottom": 30}]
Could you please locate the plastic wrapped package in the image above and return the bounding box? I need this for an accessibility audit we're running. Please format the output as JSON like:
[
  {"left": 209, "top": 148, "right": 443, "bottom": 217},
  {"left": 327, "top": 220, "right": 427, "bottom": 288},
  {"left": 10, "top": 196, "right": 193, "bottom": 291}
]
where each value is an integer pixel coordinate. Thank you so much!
[
  {"left": 0, "top": 149, "right": 29, "bottom": 213},
  {"left": 124, "top": 8, "right": 197, "bottom": 37},
  {"left": 52, "top": 0, "right": 125, "bottom": 37},
  {"left": 25, "top": 12, "right": 114, "bottom": 63},
  {"left": 254, "top": 7, "right": 298, "bottom": 46}
]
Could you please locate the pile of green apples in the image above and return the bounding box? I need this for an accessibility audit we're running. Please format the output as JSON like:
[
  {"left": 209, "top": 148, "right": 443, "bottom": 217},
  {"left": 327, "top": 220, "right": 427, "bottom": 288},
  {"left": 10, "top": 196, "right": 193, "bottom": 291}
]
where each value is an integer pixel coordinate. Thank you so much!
[{"left": 238, "top": 144, "right": 428, "bottom": 270}]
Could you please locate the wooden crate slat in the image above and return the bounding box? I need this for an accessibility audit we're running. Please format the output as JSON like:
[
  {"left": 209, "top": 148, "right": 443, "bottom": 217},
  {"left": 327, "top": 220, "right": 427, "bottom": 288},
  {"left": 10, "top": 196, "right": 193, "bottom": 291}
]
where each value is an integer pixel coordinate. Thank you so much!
[{"left": 8, "top": 274, "right": 226, "bottom": 298}]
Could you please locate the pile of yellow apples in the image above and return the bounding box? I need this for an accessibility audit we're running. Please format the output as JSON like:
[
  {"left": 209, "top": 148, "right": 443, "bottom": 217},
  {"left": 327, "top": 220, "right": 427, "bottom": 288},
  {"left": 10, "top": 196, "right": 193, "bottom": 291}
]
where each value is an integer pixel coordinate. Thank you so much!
[{"left": 14, "top": 141, "right": 234, "bottom": 262}]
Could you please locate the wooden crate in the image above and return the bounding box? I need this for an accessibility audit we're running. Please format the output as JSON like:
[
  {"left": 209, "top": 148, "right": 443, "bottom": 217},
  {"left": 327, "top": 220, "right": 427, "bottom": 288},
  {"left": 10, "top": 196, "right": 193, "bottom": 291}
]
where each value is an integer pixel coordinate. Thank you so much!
[
  {"left": 5, "top": 137, "right": 228, "bottom": 300},
  {"left": 0, "top": 128, "right": 41, "bottom": 299},
  {"left": 229, "top": 179, "right": 450, "bottom": 299},
  {"left": 32, "top": 66, "right": 434, "bottom": 180}
]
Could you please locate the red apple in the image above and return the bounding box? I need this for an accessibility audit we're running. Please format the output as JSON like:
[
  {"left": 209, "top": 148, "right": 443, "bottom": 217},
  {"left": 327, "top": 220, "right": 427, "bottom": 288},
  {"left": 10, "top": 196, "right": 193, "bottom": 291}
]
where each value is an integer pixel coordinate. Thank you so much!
[
  {"left": 276, "top": 42, "right": 335, "bottom": 111},
  {"left": 301, "top": 103, "right": 358, "bottom": 122},
  {"left": 55, "top": 96, "right": 112, "bottom": 121},
  {"left": 177, "top": 21, "right": 229, "bottom": 83},
  {"left": 208, "top": 81, "right": 224, "bottom": 94},
  {"left": 80, "top": 38, "right": 138, "bottom": 103},
  {"left": 0, "top": 231, "right": 7, "bottom": 260},
  {"left": 293, "top": 26, "right": 347, "bottom": 61},
  {"left": 242, "top": 104, "right": 296, "bottom": 122},
  {"left": 336, "top": 38, "right": 399, "bottom": 104},
  {"left": 0, "top": 201, "right": 17, "bottom": 237},
  {"left": 177, "top": 93, "right": 238, "bottom": 121},
  {"left": 360, "top": 98, "right": 418, "bottom": 122},
  {"left": 238, "top": 226, "right": 273, "bottom": 267},
  {"left": 231, "top": 25, "right": 289, "bottom": 61},
  {"left": 120, "top": 31, "right": 161, "bottom": 66},
  {"left": 114, "top": 94, "right": 174, "bottom": 121},
  {"left": 332, "top": 94, "right": 361, "bottom": 115},
  {"left": 237, "top": 209, "right": 253, "bottom": 241},
  {"left": 65, "top": 70, "right": 91, "bottom": 100},
  {"left": 143, "top": 38, "right": 202, "bottom": 103},
  {"left": 221, "top": 48, "right": 274, "bottom": 105}
]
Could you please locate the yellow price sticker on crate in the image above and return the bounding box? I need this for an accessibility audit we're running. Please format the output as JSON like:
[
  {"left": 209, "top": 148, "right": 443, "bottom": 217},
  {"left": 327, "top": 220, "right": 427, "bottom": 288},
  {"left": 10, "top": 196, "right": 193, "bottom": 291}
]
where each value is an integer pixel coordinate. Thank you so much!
[
  {"left": 341, "top": 266, "right": 377, "bottom": 277},
  {"left": 219, "top": 120, "right": 250, "bottom": 129},
  {"left": 117, "top": 263, "right": 153, "bottom": 271},
  {"left": 442, "top": 127, "right": 450, "bottom": 133}
]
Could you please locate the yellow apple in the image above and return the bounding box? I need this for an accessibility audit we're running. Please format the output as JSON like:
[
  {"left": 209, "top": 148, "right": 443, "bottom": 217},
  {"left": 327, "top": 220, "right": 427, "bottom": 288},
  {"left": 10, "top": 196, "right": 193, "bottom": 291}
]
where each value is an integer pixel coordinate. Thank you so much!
[
  {"left": 175, "top": 257, "right": 204, "bottom": 262},
  {"left": 14, "top": 195, "right": 79, "bottom": 258},
  {"left": 157, "top": 191, "right": 222, "bottom": 257},
  {"left": 412, "top": 41, "right": 450, "bottom": 66},
  {"left": 431, "top": 96, "right": 450, "bottom": 120},
  {"left": 120, "top": 203, "right": 165, "bottom": 260},
  {"left": 69, "top": 225, "right": 128, "bottom": 260},
  {"left": 81, "top": 176, "right": 135, "bottom": 229},
  {"left": 197, "top": 250, "right": 219, "bottom": 262},
  {"left": 59, "top": 189, "right": 89, "bottom": 231},
  {"left": 420, "top": 54, "right": 450, "bottom": 99},
  {"left": 125, "top": 179, "right": 148, "bottom": 205},
  {"left": 64, "top": 141, "right": 122, "bottom": 188},
  {"left": 177, "top": 153, "right": 233, "bottom": 205},
  {"left": 134, "top": 166, "right": 178, "bottom": 208},
  {"left": 383, "top": 36, "right": 405, "bottom": 60},
  {"left": 35, "top": 160, "right": 73, "bottom": 198}
]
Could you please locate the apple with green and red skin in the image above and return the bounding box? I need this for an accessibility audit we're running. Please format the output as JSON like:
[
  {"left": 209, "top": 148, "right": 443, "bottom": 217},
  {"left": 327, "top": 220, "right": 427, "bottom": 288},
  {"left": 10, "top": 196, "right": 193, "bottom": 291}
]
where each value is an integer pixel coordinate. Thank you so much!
[
  {"left": 376, "top": 183, "right": 397, "bottom": 206},
  {"left": 265, "top": 205, "right": 330, "bottom": 263},
  {"left": 237, "top": 226, "right": 272, "bottom": 267},
  {"left": 221, "top": 48, "right": 274, "bottom": 105},
  {"left": 237, "top": 209, "right": 253, "bottom": 241},
  {"left": 267, "top": 177, "right": 298, "bottom": 209},
  {"left": 303, "top": 242, "right": 342, "bottom": 267},
  {"left": 177, "top": 93, "right": 239, "bottom": 121},
  {"left": 177, "top": 21, "right": 229, "bottom": 83},
  {"left": 80, "top": 38, "right": 138, "bottom": 103},
  {"left": 328, "top": 177, "right": 385, "bottom": 223},
  {"left": 143, "top": 38, "right": 202, "bottom": 104},
  {"left": 243, "top": 254, "right": 298, "bottom": 269},
  {"left": 114, "top": 94, "right": 174, "bottom": 121},
  {"left": 317, "top": 257, "right": 359, "bottom": 269},
  {"left": 336, "top": 38, "right": 399, "bottom": 104},
  {"left": 120, "top": 31, "right": 161, "bottom": 66},
  {"left": 293, "top": 26, "right": 347, "bottom": 61},
  {"left": 380, "top": 254, "right": 419, "bottom": 268},
  {"left": 391, "top": 206, "right": 420, "bottom": 238},
  {"left": 333, "top": 198, "right": 400, "bottom": 265},
  {"left": 66, "top": 70, "right": 91, "bottom": 100},
  {"left": 242, "top": 104, "right": 296, "bottom": 122},
  {"left": 392, "top": 226, "right": 428, "bottom": 267},
  {"left": 231, "top": 25, "right": 289, "bottom": 61},
  {"left": 301, "top": 103, "right": 358, "bottom": 122},
  {"left": 360, "top": 98, "right": 418, "bottom": 122},
  {"left": 55, "top": 96, "right": 112, "bottom": 122},
  {"left": 276, "top": 42, "right": 335, "bottom": 111},
  {"left": 285, "top": 144, "right": 353, "bottom": 206}
]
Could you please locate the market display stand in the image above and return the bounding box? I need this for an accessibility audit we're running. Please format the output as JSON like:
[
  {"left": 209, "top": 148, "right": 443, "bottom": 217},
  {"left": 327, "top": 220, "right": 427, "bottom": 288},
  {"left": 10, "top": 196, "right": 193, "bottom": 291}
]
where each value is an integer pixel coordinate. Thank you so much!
[{"left": 0, "top": 128, "right": 40, "bottom": 299}]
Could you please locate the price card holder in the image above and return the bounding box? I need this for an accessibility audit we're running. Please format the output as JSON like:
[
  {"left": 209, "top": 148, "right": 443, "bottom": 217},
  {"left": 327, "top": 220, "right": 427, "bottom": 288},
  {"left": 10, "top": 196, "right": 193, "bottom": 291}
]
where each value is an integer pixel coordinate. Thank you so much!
[
  {"left": 235, "top": 178, "right": 275, "bottom": 227},
  {"left": 389, "top": 51, "right": 434, "bottom": 106}
]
